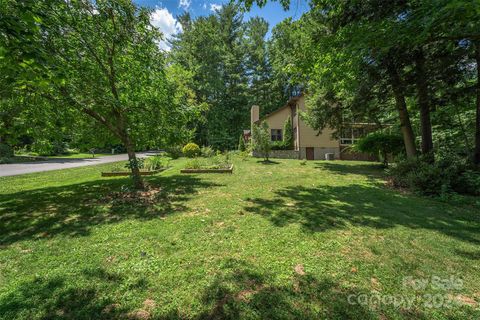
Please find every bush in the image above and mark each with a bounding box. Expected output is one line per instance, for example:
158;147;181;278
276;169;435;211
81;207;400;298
165;146;183;159
354;132;404;166
201;146;215;158
144;155;170;171
31;140;54;156
0;143;13;158
452;170;480;196
184;152;232;169
238;134;246;151
182;143;201;158
405;162;448;196
52;141;69;155
388;157;423;188
185;158;203;169
283;116;294;149
388;154;480;196
271;141;290;150
125;157;145;171
252;122;271;161
239;150;250;160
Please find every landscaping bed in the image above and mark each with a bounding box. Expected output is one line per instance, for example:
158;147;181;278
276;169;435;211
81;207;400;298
180;164;233;174
101;155;170;177
181;153;233;174
101;168;168;177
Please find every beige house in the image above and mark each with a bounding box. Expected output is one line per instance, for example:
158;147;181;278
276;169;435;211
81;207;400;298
249;94;376;161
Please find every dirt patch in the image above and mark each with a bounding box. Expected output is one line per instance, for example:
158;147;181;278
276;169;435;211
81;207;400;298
370;277;381;290
451;294;477;307
236;286;263;302
102;303;120;314
103;186;162;205
128;309;151;320
294;264;306;276
143;299;156;310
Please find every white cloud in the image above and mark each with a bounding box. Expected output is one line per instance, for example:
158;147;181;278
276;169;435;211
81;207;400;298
150;8;182;51
210;3;222;12
179;0;191;10
203;2;207;10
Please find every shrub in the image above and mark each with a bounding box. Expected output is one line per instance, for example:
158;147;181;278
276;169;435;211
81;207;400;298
252;121;271;161
388;154;480;196
271;141;289;150
452;170;480;196
283;116;294;149
0;143;13;158
238;134;246;151
125;157;145;170
185;158;203;169
31;140;54;156
201;146;215;158
354;132;404;167
239;150;250;160
182;143;201;158
387;157;422;188
0;157;13;164
144;155;169;171
165;146;183;159
405;162;448;196
184;153;232;169
52;141;69;155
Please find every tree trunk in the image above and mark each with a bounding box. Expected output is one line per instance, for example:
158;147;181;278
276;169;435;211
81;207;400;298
474;41;480;167
414;49;434;162
122;135;144;189
381;150;388;167
384;57;417;158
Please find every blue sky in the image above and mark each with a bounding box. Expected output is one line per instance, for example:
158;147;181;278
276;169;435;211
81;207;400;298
134;0;309;49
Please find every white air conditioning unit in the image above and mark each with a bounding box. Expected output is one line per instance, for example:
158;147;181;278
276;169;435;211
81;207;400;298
325;153;334;160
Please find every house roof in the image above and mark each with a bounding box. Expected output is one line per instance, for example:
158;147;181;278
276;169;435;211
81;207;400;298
254;94;303;124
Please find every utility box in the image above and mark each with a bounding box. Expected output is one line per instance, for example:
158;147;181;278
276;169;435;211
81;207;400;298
325;153;334;160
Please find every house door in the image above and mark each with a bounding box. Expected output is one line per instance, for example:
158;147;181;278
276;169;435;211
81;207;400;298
306;147;314;160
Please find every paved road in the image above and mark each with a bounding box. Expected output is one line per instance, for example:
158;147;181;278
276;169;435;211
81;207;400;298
0;152;155;177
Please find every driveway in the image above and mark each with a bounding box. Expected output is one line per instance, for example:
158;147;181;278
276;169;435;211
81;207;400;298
0;152;156;177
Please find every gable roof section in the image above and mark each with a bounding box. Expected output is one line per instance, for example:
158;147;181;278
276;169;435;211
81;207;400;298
254;94;303;124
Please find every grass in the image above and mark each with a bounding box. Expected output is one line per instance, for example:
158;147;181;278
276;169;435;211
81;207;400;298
21;152;112;159
47;153;112;159
4;153;114;164
0;156;479;319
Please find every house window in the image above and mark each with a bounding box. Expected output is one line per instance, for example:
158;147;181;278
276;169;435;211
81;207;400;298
271;129;283;141
340;127;367;145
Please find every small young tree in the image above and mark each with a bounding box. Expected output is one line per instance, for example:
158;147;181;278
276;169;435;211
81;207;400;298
283;116;293;149
354;132;404;167
238;134;246;151
252;121;271;161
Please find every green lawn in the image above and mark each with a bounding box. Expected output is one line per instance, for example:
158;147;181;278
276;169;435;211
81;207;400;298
0;157;479;319
46;153;113;159
12;152;113;160
3;153;114;164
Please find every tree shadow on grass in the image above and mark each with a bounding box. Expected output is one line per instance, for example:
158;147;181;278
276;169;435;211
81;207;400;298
315;162;385;180
0;174;221;246
0;259;385;319
256;160;280;165
160;258;415;320
455;249;480;260
0;267;150;319
244;184;480;245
